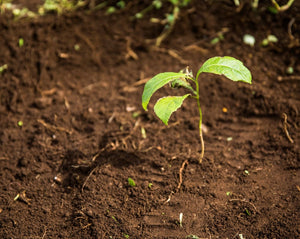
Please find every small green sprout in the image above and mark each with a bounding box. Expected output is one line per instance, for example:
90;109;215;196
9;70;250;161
226;191;231;196
271;0;295;12
128;177;136;187
38;0;85;15
211;33;224;45
111;215;118;222
148;183;153;189
132;111;140;118
253;0;294;12
123;233;130;238
153;0;162;9
116;1;126;9
0;64;8;74
18;121;23;127
106;6;116;14
245;208;251;216
142;56;252;163
286;66;294;75
18;38;24;47
261;35;278;46
74;44;80;51
133;0;191;46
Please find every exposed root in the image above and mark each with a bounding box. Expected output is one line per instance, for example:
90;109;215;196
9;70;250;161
81;144;112;192
125;37;138;60
281;113;294;143
154;47;188;65
164;191;174;204
81;166;98;192
278;75;300;81
177;160;189;190
41;227;47;239
155;5;179;47
287;18;299;48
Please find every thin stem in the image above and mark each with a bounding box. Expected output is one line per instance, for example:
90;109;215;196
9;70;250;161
155;6;179;47
271;0;294;12
194;76;204;163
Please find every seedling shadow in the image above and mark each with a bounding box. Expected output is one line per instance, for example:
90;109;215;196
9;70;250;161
58;148;144;189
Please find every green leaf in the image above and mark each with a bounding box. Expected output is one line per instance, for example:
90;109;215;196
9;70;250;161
170;78;197;95
198;56;252;84
154;94;190;125
142;72;187;111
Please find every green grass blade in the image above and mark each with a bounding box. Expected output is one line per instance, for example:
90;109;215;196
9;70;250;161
198;56;252;84
154;94;190;125
142;72;187;111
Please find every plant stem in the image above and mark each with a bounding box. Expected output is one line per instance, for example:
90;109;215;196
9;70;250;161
194;77;204;163
197;98;204;163
155;6;179;47
271;0;294;12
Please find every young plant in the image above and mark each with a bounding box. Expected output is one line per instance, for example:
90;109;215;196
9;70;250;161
142;56;252;163
133;0;191;46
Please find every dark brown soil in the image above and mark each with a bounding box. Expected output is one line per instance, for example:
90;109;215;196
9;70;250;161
0;1;299;238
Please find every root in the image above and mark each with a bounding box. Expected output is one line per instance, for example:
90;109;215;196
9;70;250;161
155;5;179;47
177;160;189;190
125;37;138;60
154;47;188;65
278;75;300;82
281;113;294;143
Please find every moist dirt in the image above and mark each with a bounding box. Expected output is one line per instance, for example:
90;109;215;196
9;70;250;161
0;1;299;238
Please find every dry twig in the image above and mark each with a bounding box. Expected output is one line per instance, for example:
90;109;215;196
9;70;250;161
177;160;189;189
278;75;300;82
37;119;72;134
281;113;294;143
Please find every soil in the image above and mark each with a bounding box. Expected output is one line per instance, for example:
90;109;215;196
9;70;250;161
0;1;299;238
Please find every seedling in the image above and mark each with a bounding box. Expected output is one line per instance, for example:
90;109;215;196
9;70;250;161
74;44;80;51
252;0;294;12
133;0;191;46
17;121;23;127
127;177;136;187
18;38;24;47
179;212;183;227
142;56;252;163
286;66;293;75
0;64;8;74
210;33;224;45
261;35;278;47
